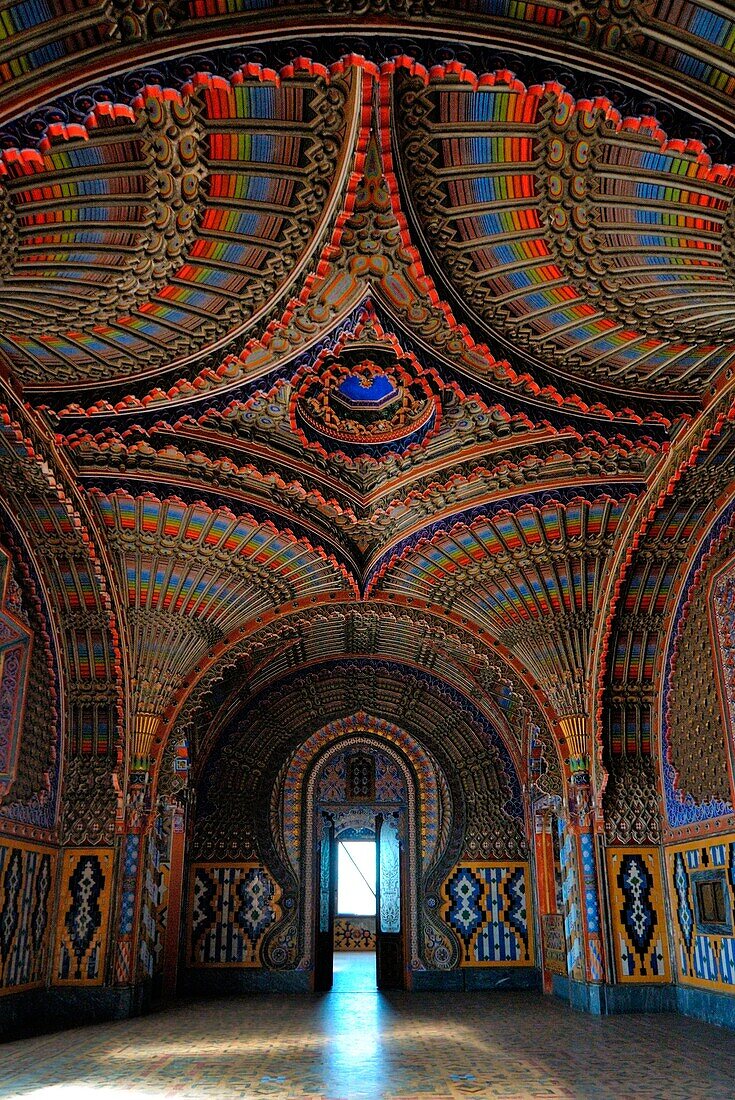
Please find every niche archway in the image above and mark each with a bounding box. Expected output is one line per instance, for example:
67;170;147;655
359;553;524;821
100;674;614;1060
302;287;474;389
273;713;457;983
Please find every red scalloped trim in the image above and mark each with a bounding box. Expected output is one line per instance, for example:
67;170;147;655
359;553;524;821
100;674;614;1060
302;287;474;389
50;57;675;426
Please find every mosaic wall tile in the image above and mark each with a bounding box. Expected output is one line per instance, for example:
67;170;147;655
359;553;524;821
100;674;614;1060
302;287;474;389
540;913;566;975
139;812;172;981
606;846;669;982
54;848;113;985
114;832;141;984
441;862;533;966
0;838;56;994
188;863;282;967
558;824;584;980
667;834;735;992
334;916;375;951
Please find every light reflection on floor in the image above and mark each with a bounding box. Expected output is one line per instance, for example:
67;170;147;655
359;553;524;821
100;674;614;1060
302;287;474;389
332;951;376;992
2;984;735;1099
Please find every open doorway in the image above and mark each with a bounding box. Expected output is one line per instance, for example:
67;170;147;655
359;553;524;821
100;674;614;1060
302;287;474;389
333;839;377;991
314;810;405;992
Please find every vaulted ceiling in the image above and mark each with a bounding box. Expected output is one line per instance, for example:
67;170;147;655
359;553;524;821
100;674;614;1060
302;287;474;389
1;1;734;831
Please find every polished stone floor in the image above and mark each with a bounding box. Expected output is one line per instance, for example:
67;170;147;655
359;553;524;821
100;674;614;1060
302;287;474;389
1;969;734;1099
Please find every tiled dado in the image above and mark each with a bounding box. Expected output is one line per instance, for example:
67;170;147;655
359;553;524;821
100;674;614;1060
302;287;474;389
606;847;670;983
667;834;735;992
0;838;56;995
441;862;533;966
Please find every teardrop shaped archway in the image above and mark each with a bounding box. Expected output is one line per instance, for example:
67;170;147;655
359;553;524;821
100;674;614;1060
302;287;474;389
273;713;458;988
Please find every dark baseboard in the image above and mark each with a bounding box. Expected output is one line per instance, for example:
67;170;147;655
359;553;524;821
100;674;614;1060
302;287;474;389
676;984;735;1029
0;982;154;1043
411;966;541;993
180;968;312;996
552;976;677;1016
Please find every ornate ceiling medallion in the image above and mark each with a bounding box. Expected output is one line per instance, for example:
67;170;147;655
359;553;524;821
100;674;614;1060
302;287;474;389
291;343;440;459
288;311;442;461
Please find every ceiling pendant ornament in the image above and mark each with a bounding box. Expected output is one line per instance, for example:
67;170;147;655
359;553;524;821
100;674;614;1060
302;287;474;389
292;353;438;455
289;312;442;459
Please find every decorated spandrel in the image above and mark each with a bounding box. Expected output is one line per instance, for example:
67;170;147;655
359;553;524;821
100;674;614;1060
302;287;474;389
378;815;401;935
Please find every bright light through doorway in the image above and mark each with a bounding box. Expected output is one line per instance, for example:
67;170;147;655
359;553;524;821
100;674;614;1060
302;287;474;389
337;840;376;915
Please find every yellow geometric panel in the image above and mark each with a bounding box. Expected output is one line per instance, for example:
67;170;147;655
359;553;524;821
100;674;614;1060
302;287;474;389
441;862;534;967
667;835;735;993
606;847;670;983
54;848;114;985
189;863;282;967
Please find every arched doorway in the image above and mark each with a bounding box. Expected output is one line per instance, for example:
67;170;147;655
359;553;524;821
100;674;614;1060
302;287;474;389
272;712;455;991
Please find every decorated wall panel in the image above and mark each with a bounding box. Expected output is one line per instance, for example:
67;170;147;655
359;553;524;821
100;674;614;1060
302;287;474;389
114;832;141;985
667;836;735;993
139;812;172;981
334;917;375;951
0;838;56;994
188;863;282;967
541;914;567;976
606;847;669;983
0;522;61;829
664;519;735;822
54;848;113;985
441;862;533;967
559;825;584;981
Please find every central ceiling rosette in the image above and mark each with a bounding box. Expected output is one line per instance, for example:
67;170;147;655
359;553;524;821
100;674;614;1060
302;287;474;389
290;324;441;459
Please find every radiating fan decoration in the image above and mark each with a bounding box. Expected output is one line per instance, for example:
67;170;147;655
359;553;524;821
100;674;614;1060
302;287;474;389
1;8;735;1020
0;60;359;387
392;60;735;394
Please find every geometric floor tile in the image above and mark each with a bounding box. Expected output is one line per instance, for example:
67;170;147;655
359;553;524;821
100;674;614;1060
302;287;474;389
1;974;734;1099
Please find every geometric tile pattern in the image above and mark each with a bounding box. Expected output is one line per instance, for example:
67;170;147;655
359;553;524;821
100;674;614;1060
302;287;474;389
558;824;584;981
2;988;735;1099
113;832;141;985
189;863;282;967
577;832;604;983
0;838;55;994
667;835;735;992
139;810;172;981
607;847;669;983
54;848;113;985
334;917;375;952
441;863;533;966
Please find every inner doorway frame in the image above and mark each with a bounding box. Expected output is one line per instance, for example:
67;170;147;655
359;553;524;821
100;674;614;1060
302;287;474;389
303;734;421;991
